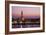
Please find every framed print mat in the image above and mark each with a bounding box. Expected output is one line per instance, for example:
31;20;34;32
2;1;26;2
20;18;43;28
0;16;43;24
5;1;45;34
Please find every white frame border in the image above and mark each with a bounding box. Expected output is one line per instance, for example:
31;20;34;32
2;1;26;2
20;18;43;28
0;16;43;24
9;4;43;32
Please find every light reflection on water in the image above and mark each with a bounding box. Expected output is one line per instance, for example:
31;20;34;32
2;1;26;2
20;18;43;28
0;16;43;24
12;22;40;28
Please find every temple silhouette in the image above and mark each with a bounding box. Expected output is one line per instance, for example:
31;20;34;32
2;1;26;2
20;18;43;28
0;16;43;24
21;11;24;21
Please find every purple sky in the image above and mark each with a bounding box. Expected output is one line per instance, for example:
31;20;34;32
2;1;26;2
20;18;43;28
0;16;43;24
12;6;40;18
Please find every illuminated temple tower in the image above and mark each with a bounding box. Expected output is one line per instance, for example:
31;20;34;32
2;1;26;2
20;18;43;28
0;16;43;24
21;11;24;21
21;11;23;20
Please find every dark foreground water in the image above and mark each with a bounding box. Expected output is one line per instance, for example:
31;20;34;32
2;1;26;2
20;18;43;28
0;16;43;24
12;23;40;28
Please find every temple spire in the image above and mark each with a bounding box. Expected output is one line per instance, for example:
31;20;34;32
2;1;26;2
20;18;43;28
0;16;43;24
21;10;24;21
21;10;23;20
